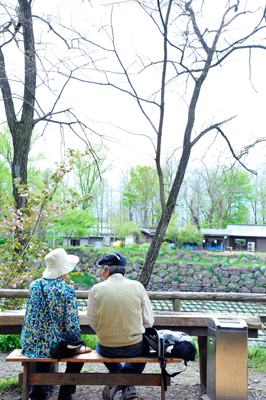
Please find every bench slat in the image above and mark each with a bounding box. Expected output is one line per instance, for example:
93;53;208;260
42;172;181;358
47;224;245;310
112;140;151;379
6;349;182;364
23;372;171;386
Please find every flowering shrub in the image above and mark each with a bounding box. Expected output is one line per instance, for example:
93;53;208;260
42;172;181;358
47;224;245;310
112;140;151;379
0;149;91;291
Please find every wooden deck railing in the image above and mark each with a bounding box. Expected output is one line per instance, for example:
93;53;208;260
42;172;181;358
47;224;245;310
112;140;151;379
1;289;266;312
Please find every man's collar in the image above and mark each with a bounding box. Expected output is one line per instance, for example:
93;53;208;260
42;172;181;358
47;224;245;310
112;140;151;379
108;273;124;279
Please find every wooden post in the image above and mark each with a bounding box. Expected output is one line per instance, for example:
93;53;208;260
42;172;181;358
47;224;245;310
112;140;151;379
172;299;181;311
198;336;207;387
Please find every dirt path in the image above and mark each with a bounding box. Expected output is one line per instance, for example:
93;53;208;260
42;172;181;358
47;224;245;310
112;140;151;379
0;355;266;400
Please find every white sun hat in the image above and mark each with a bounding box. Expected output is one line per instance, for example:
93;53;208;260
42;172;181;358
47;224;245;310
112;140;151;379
43;248;79;279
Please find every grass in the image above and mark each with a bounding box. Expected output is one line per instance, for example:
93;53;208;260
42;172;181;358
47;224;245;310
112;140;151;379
248;344;266;372
0;376;21;395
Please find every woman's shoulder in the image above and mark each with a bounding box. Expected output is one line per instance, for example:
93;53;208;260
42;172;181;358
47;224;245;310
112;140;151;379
29;278;41;290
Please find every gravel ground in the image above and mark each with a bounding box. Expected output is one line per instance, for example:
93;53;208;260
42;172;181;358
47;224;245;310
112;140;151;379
0;353;266;400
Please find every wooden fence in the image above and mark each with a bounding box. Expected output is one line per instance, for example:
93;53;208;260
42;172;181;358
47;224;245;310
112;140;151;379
1;289;266;312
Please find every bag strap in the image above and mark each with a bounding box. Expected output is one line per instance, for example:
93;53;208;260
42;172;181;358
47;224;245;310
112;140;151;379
154;329;187;391
40;280;59;341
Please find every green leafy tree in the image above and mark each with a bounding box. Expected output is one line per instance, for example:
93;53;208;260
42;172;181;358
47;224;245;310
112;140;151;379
114;220;142;247
164;214;180;246
109;211;141;246
183;166;252;229
0;126;45;198
250;166;266;225
72;147;112;210
177;223;204;248
203;167;252;228
52;208;96;242
122;166;160;226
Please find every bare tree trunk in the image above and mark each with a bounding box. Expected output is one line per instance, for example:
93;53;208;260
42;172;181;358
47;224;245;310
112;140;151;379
0;0;36;209
140;149;191;286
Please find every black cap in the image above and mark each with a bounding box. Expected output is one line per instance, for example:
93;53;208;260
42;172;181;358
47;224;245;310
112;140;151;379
98;252;127;267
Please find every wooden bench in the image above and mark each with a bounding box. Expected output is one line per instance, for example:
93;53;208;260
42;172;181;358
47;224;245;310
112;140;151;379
1;310;261;387
6;349;182;400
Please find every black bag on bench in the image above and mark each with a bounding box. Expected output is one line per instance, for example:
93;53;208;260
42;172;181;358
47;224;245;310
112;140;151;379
50;339;85;361
144;328;197;390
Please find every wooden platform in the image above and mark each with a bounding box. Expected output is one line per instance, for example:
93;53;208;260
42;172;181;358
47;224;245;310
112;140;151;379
0;310;261;336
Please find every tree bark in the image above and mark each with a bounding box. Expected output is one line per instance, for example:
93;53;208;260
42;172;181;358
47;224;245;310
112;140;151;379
0;0;36;209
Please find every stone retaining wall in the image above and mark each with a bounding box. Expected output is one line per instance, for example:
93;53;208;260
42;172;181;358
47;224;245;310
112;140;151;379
65;248;266;293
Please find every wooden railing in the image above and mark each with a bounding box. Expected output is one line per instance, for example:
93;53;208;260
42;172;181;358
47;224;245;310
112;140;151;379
1;289;266;312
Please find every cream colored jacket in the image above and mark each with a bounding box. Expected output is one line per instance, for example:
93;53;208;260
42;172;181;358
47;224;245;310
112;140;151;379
89;274;154;347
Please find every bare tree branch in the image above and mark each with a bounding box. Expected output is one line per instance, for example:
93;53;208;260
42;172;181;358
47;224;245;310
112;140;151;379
191;116;237;147
217;127;266;175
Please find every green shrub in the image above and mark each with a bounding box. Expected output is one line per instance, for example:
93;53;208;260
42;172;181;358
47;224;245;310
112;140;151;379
173;274;179;281
129;276;138;280
82;334;98;350
126;243;140;249
141;243;150;249
69;271;98;287
0;335;21;352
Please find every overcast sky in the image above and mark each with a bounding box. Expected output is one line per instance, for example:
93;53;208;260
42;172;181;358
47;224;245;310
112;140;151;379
1;0;266;178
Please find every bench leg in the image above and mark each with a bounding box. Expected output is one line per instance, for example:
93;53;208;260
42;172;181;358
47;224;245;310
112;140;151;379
161;374;165;400
22;362;30;400
198;336;207;387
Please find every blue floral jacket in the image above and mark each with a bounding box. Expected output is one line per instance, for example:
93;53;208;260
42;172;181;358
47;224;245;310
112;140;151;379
21;277;82;358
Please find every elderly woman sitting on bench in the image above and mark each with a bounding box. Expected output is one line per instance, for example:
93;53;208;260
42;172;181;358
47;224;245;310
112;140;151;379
21;248;91;400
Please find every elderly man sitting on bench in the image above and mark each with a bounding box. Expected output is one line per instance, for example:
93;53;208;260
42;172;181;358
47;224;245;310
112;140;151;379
87;252;154;400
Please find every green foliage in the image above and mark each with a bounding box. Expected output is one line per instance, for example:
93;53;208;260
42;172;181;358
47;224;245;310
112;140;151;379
122;165;160;225
126;243;140;249
186;166;253;229
129;275;138;280
69;271;98;287
141;243;150;249
173;274;179;281
248;344;266;372
109;213;142;246
72;147;112;210
53;208;95;239
177;223;204;246
0;149;90;291
164;213;180;244
69;271;85;278
0;335;21;352
82;334;99;350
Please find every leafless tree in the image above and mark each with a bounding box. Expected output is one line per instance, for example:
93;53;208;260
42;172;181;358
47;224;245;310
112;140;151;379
0;0;99;209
